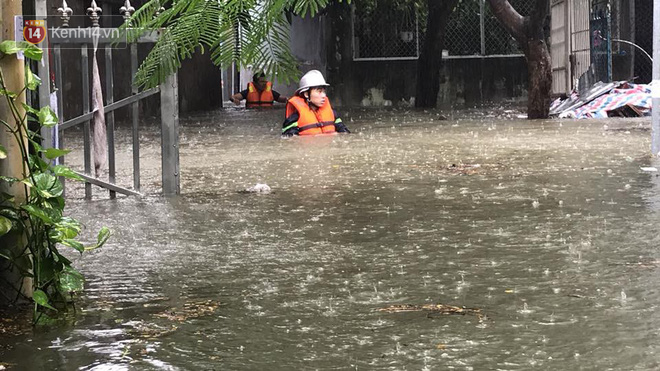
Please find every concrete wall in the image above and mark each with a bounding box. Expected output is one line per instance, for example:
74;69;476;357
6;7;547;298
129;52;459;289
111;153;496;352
274;15;330;98
322;57;527;109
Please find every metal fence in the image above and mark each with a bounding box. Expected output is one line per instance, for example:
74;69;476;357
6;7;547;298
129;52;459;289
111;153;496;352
352;0;534;61
445;0;533;57
352;1;422;60
610;0;653;83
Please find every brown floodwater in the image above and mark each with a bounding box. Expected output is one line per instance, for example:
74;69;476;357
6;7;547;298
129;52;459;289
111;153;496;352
1;107;659;370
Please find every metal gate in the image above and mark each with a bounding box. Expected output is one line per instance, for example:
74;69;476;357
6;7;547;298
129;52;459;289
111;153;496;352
35;0;180;199
551;0;599;95
551;0;571;95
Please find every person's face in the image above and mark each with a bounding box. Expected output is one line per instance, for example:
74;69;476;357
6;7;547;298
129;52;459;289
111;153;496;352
255;77;267;91
306;87;326;107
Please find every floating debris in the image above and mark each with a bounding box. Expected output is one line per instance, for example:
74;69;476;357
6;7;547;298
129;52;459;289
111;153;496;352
154;299;221;322
240;183;272;194
376;303;486;321
550;81;651;118
127;322;178;339
445;163;505;176
126;300;221;339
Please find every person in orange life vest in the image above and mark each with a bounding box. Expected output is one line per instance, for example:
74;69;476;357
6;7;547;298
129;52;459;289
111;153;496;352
281;70;350;137
231;72;288;107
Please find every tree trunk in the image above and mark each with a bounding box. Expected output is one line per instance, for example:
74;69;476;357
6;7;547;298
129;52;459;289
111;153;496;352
415;0;459;108
526;39;552;119
486;0;551;119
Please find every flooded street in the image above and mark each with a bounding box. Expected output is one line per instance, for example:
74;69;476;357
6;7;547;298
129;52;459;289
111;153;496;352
2;108;660;369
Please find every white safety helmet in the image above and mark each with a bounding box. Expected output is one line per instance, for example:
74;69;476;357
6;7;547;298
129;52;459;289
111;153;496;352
296;70;329;95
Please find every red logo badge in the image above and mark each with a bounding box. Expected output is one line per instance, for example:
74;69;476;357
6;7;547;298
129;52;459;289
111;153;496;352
23;20;46;45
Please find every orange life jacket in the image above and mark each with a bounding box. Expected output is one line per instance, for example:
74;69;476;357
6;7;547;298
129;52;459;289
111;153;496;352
246;81;274;108
285;96;336;136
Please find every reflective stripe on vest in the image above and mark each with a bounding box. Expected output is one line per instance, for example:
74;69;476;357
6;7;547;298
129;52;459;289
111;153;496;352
285;96;336;136
246;81;274;107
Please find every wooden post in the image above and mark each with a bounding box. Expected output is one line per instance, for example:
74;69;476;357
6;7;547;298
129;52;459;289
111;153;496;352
0;0;32;303
160;73;180;196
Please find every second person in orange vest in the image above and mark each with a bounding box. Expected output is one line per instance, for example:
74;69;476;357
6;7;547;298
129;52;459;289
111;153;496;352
231;72;288;108
282;70;350;136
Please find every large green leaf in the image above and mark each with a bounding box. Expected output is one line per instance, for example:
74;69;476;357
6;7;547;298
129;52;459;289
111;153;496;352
83;227;111;251
0;191;16;203
58;266;84;294
33;173;63;198
21;103;39;115
53;217;81;240
97;227;111;247
25;65;42;91
52;165;84;181
22;204;54;224
37;258;57;286
0;215;11;237
38;107;58;128
28;154;49;172
33;289;57;311
0;41;21;55
46;196;65;213
61;239;85;253
53;250;72;266
43;148;70;160
0;41;43;60
21;43;43;61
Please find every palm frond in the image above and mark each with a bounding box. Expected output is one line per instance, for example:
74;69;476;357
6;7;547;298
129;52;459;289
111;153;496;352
291;0;329;17
133;0;224;88
128;0;349;90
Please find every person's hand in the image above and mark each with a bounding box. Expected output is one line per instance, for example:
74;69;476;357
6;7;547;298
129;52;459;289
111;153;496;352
232;97;240;106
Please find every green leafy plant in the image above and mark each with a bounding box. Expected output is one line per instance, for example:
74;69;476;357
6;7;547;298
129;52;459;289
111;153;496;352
0;41;110;323
125;0;350;89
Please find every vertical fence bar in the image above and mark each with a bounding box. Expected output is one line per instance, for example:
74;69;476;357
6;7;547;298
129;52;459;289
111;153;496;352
415;9;420;58
36;0;53;152
81;46;92;199
130;42;140;192
54;44;65;192
565;0;571;92
105;46;116;199
160;73;180;195
651;0;660;155
480;0;485;56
